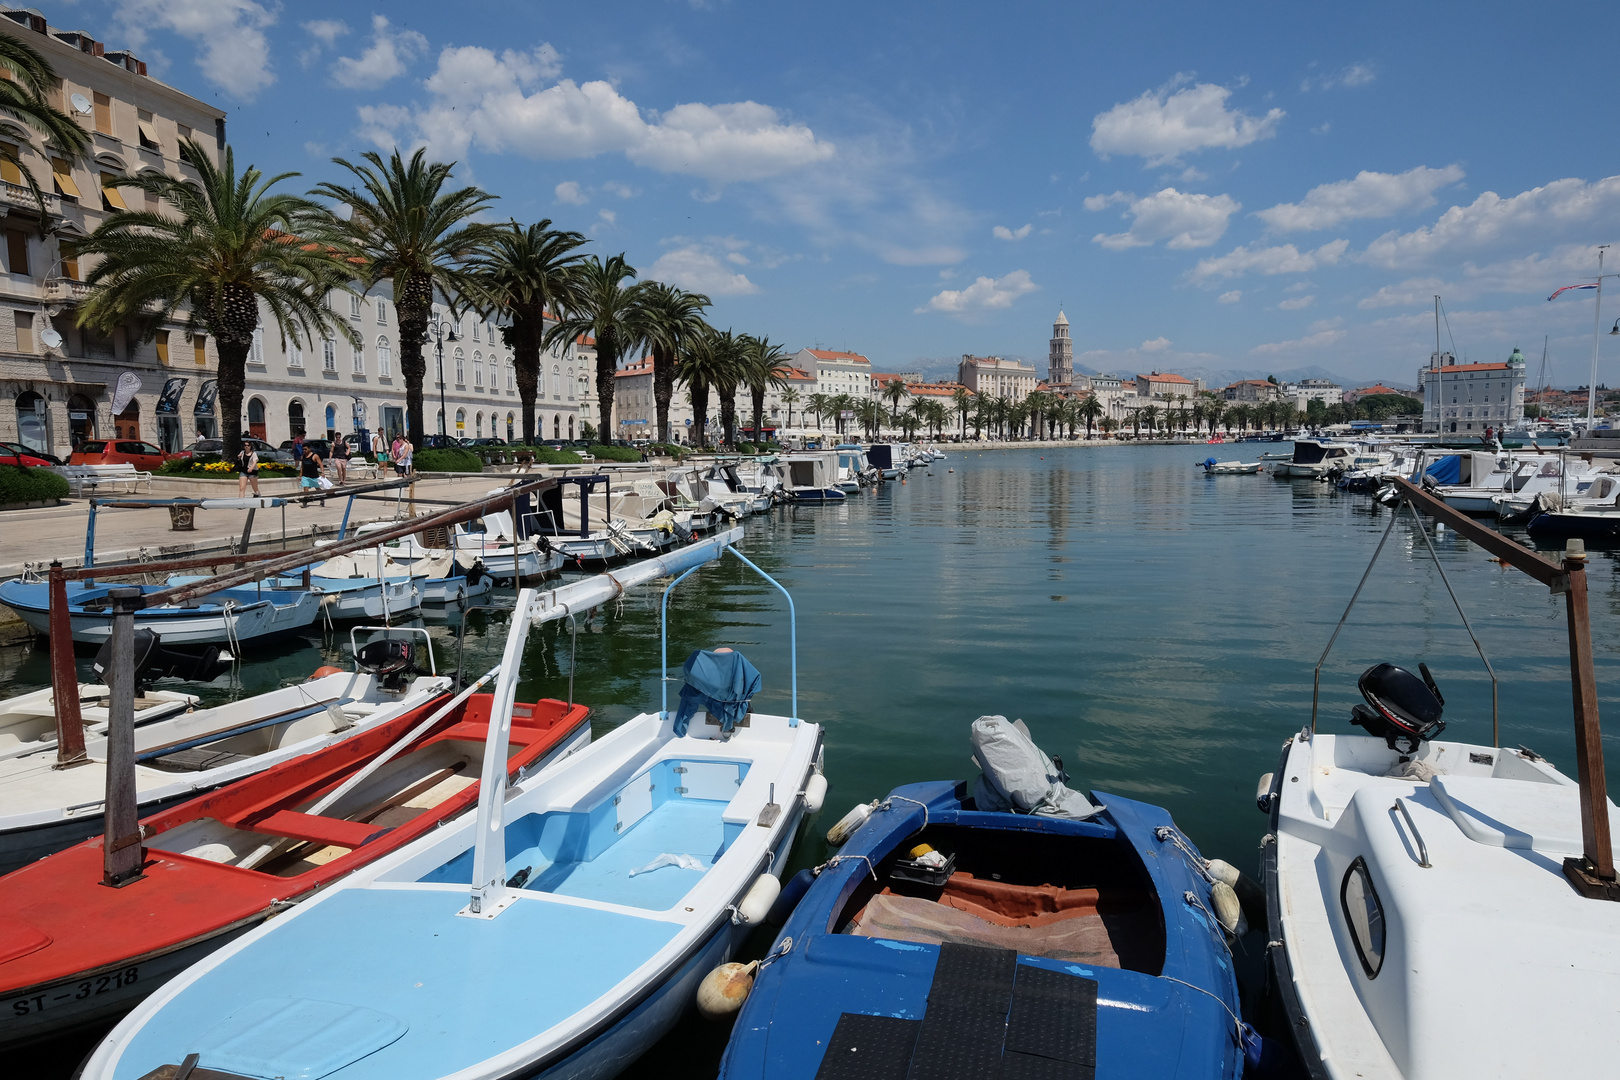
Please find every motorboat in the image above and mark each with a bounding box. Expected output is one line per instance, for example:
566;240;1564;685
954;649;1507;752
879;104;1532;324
0;579;320;649
720;718;1248;1080
1200;458;1262;475
349;523;497;604
865;443;909;479
781;453;847;502
1260;477;1620;1078
0;630;452;874
834;446;876;491
1493;462;1617;523
81;532;827;1080
0;682;590;1048
1272;439;1358;478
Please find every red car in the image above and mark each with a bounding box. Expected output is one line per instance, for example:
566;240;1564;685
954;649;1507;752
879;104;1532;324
67;439;172;471
0;441;60;467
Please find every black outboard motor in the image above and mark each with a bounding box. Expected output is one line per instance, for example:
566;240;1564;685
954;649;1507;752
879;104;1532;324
1350;662;1446;753
93;629;231;692
355;637;417;693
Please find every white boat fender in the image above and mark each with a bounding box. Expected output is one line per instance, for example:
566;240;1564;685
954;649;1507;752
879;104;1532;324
732;872;781;925
801;773;828;815
1210;880;1249;937
696;960;759;1022
1206;858;1265;927
826;800;877;846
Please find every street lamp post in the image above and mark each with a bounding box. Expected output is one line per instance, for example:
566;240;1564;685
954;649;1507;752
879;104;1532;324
426;313;459;443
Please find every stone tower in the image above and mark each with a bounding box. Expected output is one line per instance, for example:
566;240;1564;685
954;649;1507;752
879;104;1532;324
1048;309;1073;386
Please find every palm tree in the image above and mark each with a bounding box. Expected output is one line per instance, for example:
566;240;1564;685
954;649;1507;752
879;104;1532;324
781;387;801;431
1099;415;1118;439
313;148;498;450
952;386;972;441
1207;403;1227;437
829;393;855;436
741;334;787;445
544;254;646;440
855;398;883;438
1141;404;1160;438
881;379;910;431
464;219;587;446
1077;395;1103;440
1127;408;1142;439
0;32;89;210
640;282;710;444
76;141;355;462
678;327;734;449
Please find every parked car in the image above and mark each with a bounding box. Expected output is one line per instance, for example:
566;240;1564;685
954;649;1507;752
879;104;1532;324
173;438;294;465
280;438;336;460
463;438;507;447
0;441;61;466
67;439;172;471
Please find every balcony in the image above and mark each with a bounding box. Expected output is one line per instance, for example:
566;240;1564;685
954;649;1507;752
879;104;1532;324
43;277;91;305
1;181;60;217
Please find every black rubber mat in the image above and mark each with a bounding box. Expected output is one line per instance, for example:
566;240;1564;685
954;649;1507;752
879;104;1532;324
995;1050;1094;1080
1003;964;1098;1069
814;1013;923;1080
906;944;1019;1080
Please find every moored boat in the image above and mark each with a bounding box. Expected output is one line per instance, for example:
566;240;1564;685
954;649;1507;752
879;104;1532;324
0;580;319;649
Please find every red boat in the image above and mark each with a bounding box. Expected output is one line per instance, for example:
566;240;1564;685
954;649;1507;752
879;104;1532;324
0;690;590;1047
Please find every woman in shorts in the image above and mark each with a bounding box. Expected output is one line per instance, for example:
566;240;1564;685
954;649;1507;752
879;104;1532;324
236;443;260;497
300;445;324;491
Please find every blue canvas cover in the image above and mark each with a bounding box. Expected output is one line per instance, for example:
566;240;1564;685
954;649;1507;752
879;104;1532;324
1426;455;1462;485
673;649;762;735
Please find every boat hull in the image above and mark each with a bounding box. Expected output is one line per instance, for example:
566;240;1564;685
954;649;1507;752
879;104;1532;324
0;788;195;877
0;582;319;648
1526;510;1620;542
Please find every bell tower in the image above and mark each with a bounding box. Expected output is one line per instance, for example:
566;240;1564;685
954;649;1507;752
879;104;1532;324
1048;309;1072;387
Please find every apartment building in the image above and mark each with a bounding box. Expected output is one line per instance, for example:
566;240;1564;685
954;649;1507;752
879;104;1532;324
611;359;816;443
791;347;872;401
957;355;1037;399
242;286;594;448
0;7;228;458
1421;347;1526;434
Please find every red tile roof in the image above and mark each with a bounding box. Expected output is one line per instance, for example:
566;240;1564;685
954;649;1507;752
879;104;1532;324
1435;363;1510;373
1354;384;1404;396
1140;372;1193;384
806;349;871;364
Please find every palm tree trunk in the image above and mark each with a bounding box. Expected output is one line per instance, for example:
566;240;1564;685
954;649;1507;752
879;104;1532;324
652;343;676;443
690;384;710;448
512;308;541;445
719;389;737;448
595;331;618;441
216;282;261;461
751;388;765;445
395;277;432;450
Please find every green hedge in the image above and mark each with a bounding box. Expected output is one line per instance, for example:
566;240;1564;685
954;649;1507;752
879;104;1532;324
414;447;484;473
0;465;68;504
649;442;686;460
589;444;641;463
504;445;583;465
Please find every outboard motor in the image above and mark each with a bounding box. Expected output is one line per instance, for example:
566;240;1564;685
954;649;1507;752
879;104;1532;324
1350;662;1446;753
93;629;231;692
355;637;417;693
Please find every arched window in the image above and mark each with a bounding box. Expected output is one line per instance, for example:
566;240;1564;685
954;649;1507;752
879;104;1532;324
288;338;302;368
454;347;465;385
323;403;337;435
553;414;560;439
14;391;47;453
377;336;391;378
506;412;514;441
455;407;466;436
246;397;267;441
322;338;336;372
473;350;483;387
552;365;562;399
67;392;96;447
288;400;305;438
506;357;514;391
566;366;574;400
249;328;263;365
475;412;484;438
352;340;365;375
568;414;575;439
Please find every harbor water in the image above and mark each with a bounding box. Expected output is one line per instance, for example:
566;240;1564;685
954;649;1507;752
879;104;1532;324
7;443;1619;1078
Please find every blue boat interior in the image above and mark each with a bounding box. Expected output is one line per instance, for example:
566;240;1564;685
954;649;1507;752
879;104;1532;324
420;757;751;911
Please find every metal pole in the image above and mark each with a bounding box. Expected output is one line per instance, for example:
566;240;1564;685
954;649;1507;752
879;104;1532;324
47;560;86;768
102;586;144;887
1563;554;1615;888
1590;247;1607;430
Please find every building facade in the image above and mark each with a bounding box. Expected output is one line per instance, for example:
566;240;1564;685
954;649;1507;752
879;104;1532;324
1048;309;1073;387
1282;378;1342;411
1136;371;1202;403
791;348;873;401
611;359;817;443
1420;348;1526;434
1223;379;1281;403
957;355;1038;399
0;7;229;459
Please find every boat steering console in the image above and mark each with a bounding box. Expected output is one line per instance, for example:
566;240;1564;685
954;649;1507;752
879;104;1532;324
1349;661;1446;753
355;638;421;693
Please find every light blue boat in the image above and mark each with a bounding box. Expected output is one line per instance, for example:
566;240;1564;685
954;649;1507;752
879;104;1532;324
83;532;827;1080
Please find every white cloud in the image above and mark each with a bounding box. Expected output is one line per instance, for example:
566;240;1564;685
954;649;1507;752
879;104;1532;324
1257;165;1465;232
1140;336;1172;352
332;15;428;90
1091;188;1240;250
1359;176;1620;269
597;208;617;225
1357;277;1448;309
1252;329;1346;354
876;244;967;266
602;180;636;198
1083;191;1130;211
365;47;834;184
554;181;587;205
1090;79;1284;165
114;0;277;101
726;251;749;265
1277;295;1315;310
1217;290;1242;304
647;247;760;296
917;270;1038;316
993;224;1033;241
1301;63;1377;92
302;19;349;45
1189;238;1349;284
1283;280;1312;292
1355;244;1605;308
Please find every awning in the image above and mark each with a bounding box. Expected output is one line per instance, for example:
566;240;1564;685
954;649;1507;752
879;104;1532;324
51;157;81;199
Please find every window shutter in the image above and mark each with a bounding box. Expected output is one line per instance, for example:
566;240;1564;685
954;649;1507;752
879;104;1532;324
155;329;169;366
92;92;111;135
51;158;81;199
100;172;129;211
193;333;207;367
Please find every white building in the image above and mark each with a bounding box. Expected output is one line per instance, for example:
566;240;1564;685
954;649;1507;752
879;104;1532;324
241;285;593;448
791;348;873;401
958;355;1038;399
612;358;816;443
0;7;228;459
1421;348;1526;434
1283;378;1342;411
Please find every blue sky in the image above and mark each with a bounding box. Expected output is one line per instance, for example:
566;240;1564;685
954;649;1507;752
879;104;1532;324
77;1;1620;388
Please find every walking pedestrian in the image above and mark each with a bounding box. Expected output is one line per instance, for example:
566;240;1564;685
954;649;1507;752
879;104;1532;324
390;435;407;477
372;429;387;467
395;438;413;478
300;444;324;503
236;442;261;497
330;435;347;486
291;432;304;461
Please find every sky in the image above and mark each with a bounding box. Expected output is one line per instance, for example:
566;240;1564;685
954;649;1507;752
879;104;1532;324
63;0;1620;389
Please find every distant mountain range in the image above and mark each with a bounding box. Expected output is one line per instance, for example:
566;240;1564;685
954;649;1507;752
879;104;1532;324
903;356;1413;394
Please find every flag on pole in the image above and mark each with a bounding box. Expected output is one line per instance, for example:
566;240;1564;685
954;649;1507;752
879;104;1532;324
1548;283;1598;301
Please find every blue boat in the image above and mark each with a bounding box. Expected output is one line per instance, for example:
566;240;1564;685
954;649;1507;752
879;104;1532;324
718;778;1248;1080
0;579;319;648
82;532;829;1080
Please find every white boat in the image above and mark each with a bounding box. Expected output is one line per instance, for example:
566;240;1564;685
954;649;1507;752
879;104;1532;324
1199;458;1262;475
170;563;425;623
81;532;827;1080
1272;439;1358;478
349;523;499;603
781;453;846;501
0;579;320;649
1491;460;1616;522
0;686;198;763
1261;481;1620;1079
0;647;452;874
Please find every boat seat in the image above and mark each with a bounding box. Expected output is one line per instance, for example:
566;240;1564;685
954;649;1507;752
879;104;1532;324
250;810;386;850
146;747;255;772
